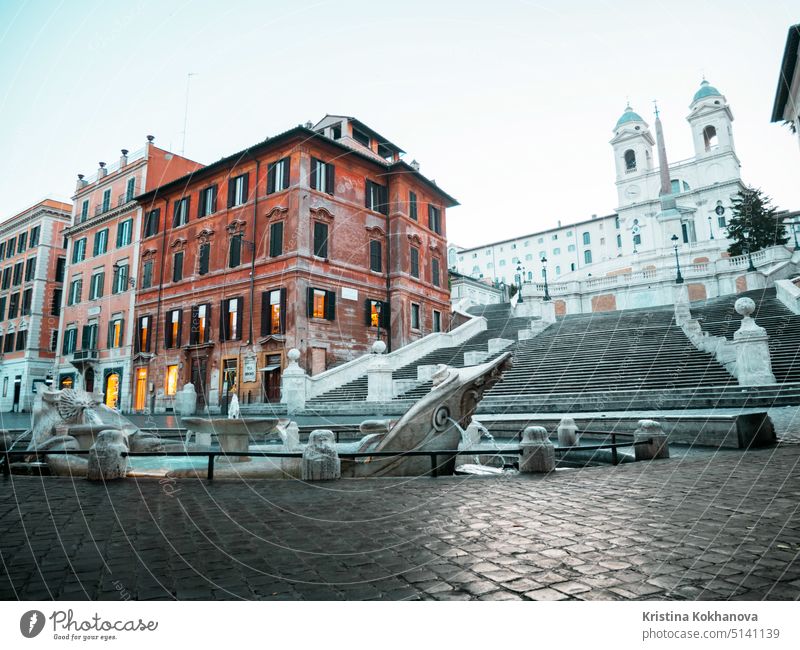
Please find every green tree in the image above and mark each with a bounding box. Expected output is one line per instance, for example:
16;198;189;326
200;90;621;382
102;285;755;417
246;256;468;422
725;186;787;257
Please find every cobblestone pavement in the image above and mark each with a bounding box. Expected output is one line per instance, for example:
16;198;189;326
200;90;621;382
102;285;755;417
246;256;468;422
1;443;799;601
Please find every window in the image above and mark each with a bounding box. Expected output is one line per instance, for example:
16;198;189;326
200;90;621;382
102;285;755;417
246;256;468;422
584;250;593;264
410;246;419;278
267;158;290;194
0;241;4;258
703;125;718;151
137;315;151;352
365;179;388;215
93;228;109;256
3;330;14;352
537;237;544;244
365;299;389;328
220;297;243;341
352;127;370;147
633;233;642;246
552;234;558;241
165;365;179;396
144;209;160;237
126;177;136;202
570;262;576;271
141;260;153;289
67;278;82;305
313;222;328;258
499;259;506;267
81;322;98;350
428;205;442;234
228;173;249;207
310;158;335;194
411;303;420;330
624;149;636;170
102;189;111;213
614;216;620;229
431;258;440;287
269;222;283;258
582;232;591;245
55;257;66;282
261;289;286;336
3;267;12;289
199;185;217;217
718;215;726;228
29;226;39;248
553;247;560;255
89;272;104;300
165;309;183;348
108;317;124;348
7;237;16;258
24;258;36;281
568;244;576;252
112;263;129;293
11;261;21;286
555;266;561;275
190;304;211;344
62;328;77;354
307;288;335;320
369;240;382;272
72;237;87;263
172;197;190;227
616;234;622;248
0;296;5;321
116;219;132;247
433;310;441;333
198;243;210;275
409;191;418;220
21;289;31;315
51;289;61;316
171;251;184;282
15;329;26;351
80;200;89;222
228;234;242;268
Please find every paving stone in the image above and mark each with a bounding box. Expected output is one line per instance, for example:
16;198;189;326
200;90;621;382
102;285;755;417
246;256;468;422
524;588;570;601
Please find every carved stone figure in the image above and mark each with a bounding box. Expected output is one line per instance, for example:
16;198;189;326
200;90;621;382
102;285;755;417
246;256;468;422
228;394;241;419
87;430;129;481
301;430;340;480
28;388;100;451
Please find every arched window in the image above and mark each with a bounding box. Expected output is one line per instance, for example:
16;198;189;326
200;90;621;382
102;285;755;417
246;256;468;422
671;179;681;194
582;232;591;245
624;149;636;171
703;125;718;151
584;250;592;264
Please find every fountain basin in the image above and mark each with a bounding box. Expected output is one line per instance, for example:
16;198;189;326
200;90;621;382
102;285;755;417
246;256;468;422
55;423;118;450
181;417;280;461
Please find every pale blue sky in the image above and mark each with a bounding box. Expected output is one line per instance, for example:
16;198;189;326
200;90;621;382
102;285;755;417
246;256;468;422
0;0;797;247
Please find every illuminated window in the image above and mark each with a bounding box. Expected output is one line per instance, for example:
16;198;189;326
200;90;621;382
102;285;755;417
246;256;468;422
138;315;150;352
165;365;178;396
228;299;239;339
306;288;335;321
191;304;210;344
108;318;123;348
166;309;182;348
366;299;388;328
313;290;325;319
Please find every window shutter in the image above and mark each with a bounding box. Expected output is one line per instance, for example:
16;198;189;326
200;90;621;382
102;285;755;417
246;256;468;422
242;173;249;203
306;287;314;318
325;290;336;320
282;158;290;190
176;310;183;347
107;321;113;348
205;304;212;342
197;191;204;217
236;298;243;340
381;301;390;329
165;314;172;348
119;319;124;347
267;164;276;194
365;299;373;326
227;179;236;208
326;164;335;195
279;288;286;334
219;300;227;341
380;185;389;215
365;180;372;208
310;158;317;190
260;292;269;337
212;185;218;213
199;244;209;274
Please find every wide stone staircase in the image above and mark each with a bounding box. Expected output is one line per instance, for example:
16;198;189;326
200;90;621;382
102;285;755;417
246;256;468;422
304;304;531;407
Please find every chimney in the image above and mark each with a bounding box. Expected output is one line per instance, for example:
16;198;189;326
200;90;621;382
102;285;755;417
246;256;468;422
410;159;420;172
304;121;313;128
591;213;597;220
97;162;107;179
557;219;562;227
76;174;87;191
120;149;129;167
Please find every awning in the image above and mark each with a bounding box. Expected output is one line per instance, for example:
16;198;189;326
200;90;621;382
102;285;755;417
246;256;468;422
258;365;280;372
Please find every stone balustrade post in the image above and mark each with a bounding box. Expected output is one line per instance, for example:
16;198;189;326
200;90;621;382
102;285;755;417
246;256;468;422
519;426;555;473
633;419;670;461
280;348;308;415
733;297;777;386
541;300;556;324
367;341;393;402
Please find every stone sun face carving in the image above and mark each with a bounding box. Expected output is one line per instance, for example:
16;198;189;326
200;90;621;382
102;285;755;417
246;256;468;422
55;389;98;422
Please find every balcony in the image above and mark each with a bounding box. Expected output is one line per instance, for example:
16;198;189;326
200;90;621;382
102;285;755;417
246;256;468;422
92;186;141;218
71;348;99;370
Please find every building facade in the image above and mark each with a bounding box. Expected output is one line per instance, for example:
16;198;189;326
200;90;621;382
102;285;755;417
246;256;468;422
0;199;70;412
772;23;800;151
453;80;746;293
53;140;201;411
133;116;456;413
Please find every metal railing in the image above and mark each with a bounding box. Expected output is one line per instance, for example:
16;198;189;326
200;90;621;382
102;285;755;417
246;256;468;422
1;437;654;480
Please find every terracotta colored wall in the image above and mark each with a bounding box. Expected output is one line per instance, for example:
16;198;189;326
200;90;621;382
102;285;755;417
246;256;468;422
591;293;617;312
688;283;707;301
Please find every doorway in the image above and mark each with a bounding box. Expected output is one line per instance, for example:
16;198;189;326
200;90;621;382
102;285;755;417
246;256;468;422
261;354;282;402
84;368;95;393
134;368;147;411
12;376;21;412
104;371;121;409
221;358;238;415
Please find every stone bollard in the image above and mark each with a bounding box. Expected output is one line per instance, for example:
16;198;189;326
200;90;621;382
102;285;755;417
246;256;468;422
519;426;555;473
733;297;777;386
301;430;340;481
557;417;579;446
174;383;197;416
87;430;129;481
367;340;393;402
633;419;670;461
281;348;308;415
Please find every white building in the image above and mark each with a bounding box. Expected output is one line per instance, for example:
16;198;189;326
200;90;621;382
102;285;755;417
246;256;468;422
772;23;800;151
452;80;746;290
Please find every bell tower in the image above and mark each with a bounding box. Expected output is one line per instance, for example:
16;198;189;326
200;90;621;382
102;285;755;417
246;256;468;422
610;104;655;208
687;79;735;156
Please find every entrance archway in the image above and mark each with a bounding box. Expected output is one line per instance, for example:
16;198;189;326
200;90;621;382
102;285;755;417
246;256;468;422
104;372;120;409
134;368;147;411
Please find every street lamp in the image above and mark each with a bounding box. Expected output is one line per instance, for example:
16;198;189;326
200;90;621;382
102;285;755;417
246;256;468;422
707;215;714;240
111;262;136;288
375;301;382;341
742;228;756;272
515;263;525;303
541;256;551;301
670;234;684;284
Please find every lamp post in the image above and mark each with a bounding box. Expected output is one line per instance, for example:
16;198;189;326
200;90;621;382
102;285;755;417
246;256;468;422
670;234;684;284
707;215;714;240
541;256;551;301
111;262;136;289
742;228;756;272
515;263;525;303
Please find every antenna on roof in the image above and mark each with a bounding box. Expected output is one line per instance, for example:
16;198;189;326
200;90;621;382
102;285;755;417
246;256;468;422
181;72;197;155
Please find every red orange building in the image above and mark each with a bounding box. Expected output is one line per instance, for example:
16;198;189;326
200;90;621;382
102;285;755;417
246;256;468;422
0;199;71;411
54;139;201;411
134;115;457;413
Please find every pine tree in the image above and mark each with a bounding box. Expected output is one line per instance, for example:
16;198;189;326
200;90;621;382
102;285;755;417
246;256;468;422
725;186;787;257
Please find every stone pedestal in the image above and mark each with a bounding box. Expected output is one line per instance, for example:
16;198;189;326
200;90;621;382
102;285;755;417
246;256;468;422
217;430;250;462
174;383;197;416
280;348;308;415
557;417;579;446
541;300;556;324
519;426;555;473
673;283;691;326
367;341;393;402
302;430;340;480
87;430;129;481
633;420;670;461
733;297;777;386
